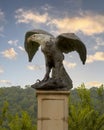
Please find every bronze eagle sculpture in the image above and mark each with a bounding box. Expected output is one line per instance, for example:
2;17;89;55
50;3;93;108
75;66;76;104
24;29;87;90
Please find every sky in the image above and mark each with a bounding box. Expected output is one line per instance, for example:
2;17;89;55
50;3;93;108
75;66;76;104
0;0;104;88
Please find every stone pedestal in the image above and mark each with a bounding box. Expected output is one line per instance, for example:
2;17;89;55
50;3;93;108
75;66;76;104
36;91;70;130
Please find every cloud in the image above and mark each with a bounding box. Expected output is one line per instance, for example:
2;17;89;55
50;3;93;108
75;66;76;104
0;66;4;73
15;8;48;24
86;81;103;88
15;8;104;35
1;48;18;59
41;4;54;11
0;9;5;20
0;10;5;36
18;46;25;51
0;26;4;32
63;60;76;69
8;40;25;52
27;65;41;70
49;12;104;35
94;37;104;49
95;37;104;46
8;40;18;46
86;51;104;63
0;80;12;85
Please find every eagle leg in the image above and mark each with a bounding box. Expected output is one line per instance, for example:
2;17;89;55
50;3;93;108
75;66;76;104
42;65;51;81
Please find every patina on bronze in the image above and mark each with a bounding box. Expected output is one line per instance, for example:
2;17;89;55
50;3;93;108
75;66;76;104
24;29;87;90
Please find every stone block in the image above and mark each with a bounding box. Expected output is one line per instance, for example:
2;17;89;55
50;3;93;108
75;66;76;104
36;91;70;130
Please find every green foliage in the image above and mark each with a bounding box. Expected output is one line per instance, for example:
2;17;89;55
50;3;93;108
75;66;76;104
0;101;9;124
69;84;104;130
0;86;37;130
0;86;37;118
0;102;37;130
9;112;37;130
0;84;104;130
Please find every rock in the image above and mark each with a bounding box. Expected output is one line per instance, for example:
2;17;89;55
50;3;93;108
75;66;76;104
31;78;70;91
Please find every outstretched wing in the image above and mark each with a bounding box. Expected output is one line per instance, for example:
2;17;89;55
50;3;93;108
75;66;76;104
56;33;87;64
24;29;53;62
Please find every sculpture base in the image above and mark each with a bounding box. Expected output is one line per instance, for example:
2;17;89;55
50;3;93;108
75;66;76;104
36;90;70;130
31;78;71;90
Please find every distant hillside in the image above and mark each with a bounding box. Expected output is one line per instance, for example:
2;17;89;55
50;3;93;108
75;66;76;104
0;85;104;116
0;84;104;130
70;85;104;114
0;86;37;119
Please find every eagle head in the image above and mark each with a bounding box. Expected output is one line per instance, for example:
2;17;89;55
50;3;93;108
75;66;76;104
25;33;53;62
28;33;52;46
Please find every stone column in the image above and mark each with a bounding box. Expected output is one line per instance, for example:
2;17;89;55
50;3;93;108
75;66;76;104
36;91;70;130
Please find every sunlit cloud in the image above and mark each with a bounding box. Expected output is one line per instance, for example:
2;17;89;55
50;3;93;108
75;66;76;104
1;48;17;59
15;9;104;35
8;40;18;46
50;12;104;35
18;46;25;51
86;51;104;63
15;8;48;24
27;64;41;70
86;81;103;88
63;60;76;69
0;80;12;85
8;40;25;52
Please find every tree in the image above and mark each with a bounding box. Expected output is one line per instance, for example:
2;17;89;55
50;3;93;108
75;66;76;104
69;84;104;130
9;111;37;130
0;101;9;129
0;85;104;130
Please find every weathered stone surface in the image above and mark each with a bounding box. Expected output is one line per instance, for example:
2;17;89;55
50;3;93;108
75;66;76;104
36;90;70;130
